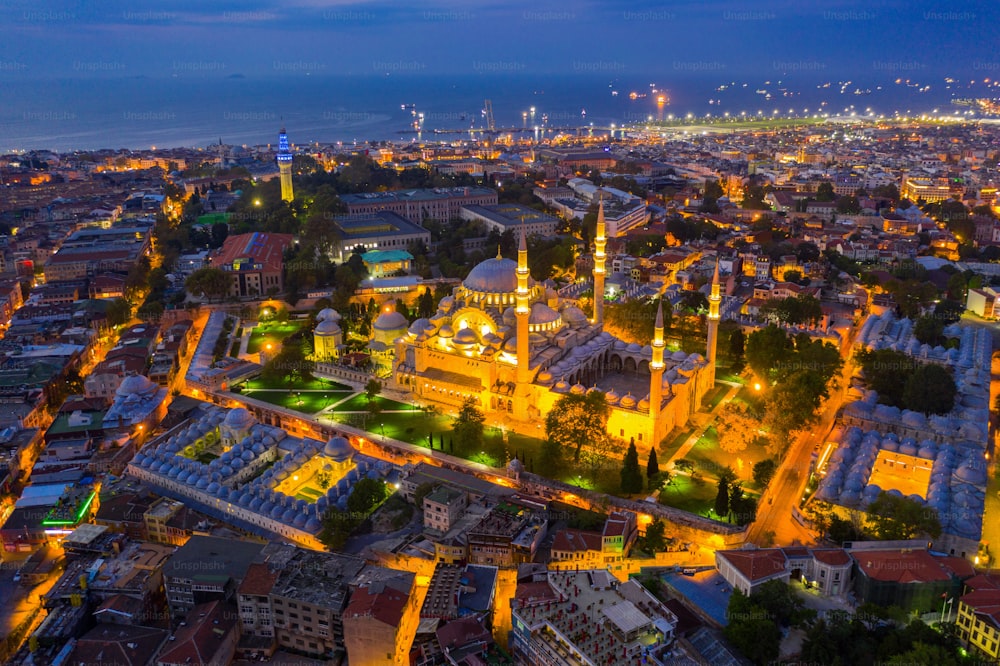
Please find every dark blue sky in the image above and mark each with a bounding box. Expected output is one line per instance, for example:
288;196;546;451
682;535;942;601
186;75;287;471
3;0;997;80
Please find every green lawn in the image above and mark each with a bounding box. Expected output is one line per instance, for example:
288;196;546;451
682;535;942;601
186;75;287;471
682;427;771;488
331;394;414;413
241;376;354;392
701;383;729;411
658;473;716;516
243;389;344;414
247;321;305;354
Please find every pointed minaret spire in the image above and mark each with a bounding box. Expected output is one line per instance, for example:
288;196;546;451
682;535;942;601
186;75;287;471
515;221;531;384
593;193;607;327
496;244;502;260
706;257;721;386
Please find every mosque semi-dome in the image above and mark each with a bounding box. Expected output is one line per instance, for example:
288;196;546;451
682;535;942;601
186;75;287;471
462;257;520;294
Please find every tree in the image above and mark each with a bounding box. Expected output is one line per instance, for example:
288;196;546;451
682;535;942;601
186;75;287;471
185;267;230;302
346;477;388;515
715;403;761;453
815;181;835;202
620;439;643;494
724;591;781;665
452;396;485;452
866;492;942;540
752;459;777;487
913;314;944;345
764;369;828;442
728;327;746;370
646;448;660;486
902;363;956;415
545;391;610;462
364;379;382;402
714;466;736;518
644;519;666;552
745;325;795;382
106;297;132;327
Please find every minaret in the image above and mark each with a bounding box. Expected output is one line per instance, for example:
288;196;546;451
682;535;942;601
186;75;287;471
516;224;531;384
276;127;294;202
593;196;607;326
706;258;721;385
649;298;666;417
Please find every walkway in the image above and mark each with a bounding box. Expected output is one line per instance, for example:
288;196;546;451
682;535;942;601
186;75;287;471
665;382;743;468
237;324;254;359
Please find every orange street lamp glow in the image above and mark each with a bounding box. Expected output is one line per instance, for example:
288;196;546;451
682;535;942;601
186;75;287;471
754;382;761;391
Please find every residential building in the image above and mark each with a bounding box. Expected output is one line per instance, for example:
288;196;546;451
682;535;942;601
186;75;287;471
955;574;1000;661
163;535;265;619
343;572;420;666
330;211;432;263
156;600;239;666
209;232;293;298
422;485;468;533
510;569;678;665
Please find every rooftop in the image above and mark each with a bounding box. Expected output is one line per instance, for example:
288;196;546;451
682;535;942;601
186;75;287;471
271;549;366;609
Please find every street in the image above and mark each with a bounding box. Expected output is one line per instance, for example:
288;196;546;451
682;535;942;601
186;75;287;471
746;324;858;546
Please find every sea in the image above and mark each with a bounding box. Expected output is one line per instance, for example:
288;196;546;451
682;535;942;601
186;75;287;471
0;72;985;153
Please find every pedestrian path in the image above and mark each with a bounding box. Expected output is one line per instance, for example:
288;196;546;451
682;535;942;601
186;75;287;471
238;324;254;358
665;382;742;467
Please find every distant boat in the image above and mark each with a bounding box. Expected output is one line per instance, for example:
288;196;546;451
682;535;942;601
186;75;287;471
401;103;415;110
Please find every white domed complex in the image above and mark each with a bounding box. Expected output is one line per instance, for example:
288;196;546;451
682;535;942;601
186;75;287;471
220;407;256;448
323;435;355;464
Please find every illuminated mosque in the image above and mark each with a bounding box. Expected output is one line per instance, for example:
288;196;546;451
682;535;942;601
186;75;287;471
390;201;720;448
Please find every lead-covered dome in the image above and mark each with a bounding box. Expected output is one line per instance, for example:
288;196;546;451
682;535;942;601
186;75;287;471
116;374;158;397
223;407;255;431
323;435;355;463
373;311;409;331
462;257;519;294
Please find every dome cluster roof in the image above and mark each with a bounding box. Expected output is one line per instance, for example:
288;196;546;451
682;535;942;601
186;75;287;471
462;257;520;294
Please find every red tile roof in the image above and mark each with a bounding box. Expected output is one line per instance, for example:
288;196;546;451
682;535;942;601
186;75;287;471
961;589;1000;631
552;529;603;554
210;232;293;274
238;561;278;597
852;550;963;584
717;549;788;583
811;549;852;566
156;600;237;666
345;582;410;628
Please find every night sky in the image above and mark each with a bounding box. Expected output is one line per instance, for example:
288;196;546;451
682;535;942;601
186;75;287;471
3;0;997;80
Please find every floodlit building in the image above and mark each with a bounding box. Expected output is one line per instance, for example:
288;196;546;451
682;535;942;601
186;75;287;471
392;209;718;449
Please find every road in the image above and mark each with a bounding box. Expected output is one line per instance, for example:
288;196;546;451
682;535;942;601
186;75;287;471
746;324;859;546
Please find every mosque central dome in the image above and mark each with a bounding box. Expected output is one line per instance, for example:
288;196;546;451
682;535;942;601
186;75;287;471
462;257;520;294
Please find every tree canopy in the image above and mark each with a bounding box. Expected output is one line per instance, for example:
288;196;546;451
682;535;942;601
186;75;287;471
544;391;610;464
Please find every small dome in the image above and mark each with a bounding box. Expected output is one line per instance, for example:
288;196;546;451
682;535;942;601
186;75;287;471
116;374;157;397
620;394;637;409
223;408;255;430
554;379;570;392
638;397;650;412
507;457;525;474
323;435;355;463
537;370;553;383
315;318;342;335
563;306;588;325
316;308;340;322
570;383;586;395
374;311;409;331
438;324;455;339
453;327;480;347
408;318;432;336
605;389;620;404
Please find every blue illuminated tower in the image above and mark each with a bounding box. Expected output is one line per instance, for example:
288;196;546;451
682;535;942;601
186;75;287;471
276;127;294;202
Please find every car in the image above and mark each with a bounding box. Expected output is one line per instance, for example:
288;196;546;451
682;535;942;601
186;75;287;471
682;568;697;576
12;572;21;583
